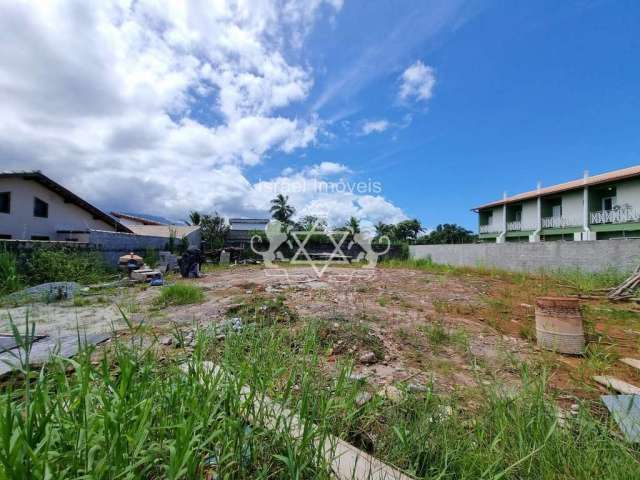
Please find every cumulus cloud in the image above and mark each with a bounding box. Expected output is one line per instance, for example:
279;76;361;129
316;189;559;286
360;120;390;135
399;60;436;102
0;0;407;226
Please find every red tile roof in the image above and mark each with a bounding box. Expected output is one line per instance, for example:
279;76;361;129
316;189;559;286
473;165;640;211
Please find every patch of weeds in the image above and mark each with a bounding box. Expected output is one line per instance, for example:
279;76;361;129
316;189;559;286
553;267;627;294
226;295;297;325
153;283;205;308
519;321;536;341
583;340;619;374
316;320;385;359
377;296;389;307
583;304;640;329
419;319;469;351
72;296;92;307
0;248;23;295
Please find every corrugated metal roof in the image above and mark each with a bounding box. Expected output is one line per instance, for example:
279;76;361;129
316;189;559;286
127;225;200;238
111;211;168;225
473;165;640;211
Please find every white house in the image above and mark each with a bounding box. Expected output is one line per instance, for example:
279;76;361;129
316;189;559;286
0;171;131;241
474;165;640;242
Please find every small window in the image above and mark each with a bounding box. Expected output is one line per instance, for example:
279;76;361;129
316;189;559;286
0;234;11;239
31;235;50;241
552;204;562;218
34;197;48;218
0;192;9;214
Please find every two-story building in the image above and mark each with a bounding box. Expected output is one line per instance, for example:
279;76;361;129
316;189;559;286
473;165;640;242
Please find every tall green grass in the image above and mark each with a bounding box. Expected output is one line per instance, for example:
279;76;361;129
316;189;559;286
153;283;205;307
0;249;23;295
0;316;638;479
382;258;628;293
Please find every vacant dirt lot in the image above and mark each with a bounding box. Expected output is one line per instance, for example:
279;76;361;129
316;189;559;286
4;264;639;402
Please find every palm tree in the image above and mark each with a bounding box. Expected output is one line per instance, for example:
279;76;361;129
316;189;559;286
189;211;201;226
270;194;295;224
346;216;360;234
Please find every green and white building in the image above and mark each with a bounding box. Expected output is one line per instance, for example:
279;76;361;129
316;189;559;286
473;165;640;242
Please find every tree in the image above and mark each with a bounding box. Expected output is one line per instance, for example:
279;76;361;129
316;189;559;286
199;212;229;250
374;221;394;241
294;215;326;232
270;194;295;224
416;223;476;244
344;216;360;234
393;219;423;243
188;211;201;226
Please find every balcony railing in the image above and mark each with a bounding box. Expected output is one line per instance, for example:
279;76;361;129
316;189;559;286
479;223;501;234
590;208;640;225
541;216;581;229
506;221;538;231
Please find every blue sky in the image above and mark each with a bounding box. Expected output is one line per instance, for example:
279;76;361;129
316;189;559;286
255;0;640;228
1;0;638;231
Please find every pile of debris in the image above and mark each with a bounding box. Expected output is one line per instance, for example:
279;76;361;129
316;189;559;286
608;265;640;301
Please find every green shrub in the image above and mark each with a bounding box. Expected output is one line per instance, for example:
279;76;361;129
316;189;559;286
0;249;23;295
143;247;160;268
153;283;205;307
19;247;114;285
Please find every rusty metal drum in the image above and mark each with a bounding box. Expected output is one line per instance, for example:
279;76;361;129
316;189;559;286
535;297;585;354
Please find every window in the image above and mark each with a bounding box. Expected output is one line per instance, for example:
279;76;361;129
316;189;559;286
552;204;562;218
514;210;522;222
0;192;9;214
31;235;50;241
602;196;616;211
0;234;11;239
34;197;48;218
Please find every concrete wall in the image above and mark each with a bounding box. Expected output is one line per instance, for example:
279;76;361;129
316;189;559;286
89;230;168;264
410;240;640;273
0;177;115;240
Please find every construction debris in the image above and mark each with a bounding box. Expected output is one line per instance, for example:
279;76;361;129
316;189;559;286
0;333;110;376
620;357;640;371
608;265;640;301
359;351;377;364
6;282;81;302
594;376;640;395
601;395;640;443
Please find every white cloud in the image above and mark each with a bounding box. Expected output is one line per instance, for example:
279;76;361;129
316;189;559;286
0;0;407;225
305;161;350;177
250;169;406;229
361;120;390;135
399;60;436;102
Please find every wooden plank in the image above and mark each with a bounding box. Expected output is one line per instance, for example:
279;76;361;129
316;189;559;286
620;357;640;371
182;362;413;480
594;375;640;395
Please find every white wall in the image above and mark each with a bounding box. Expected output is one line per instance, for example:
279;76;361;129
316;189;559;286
561;190;583;223
521;199;538;229
0;178;115;240
617;178;640;208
